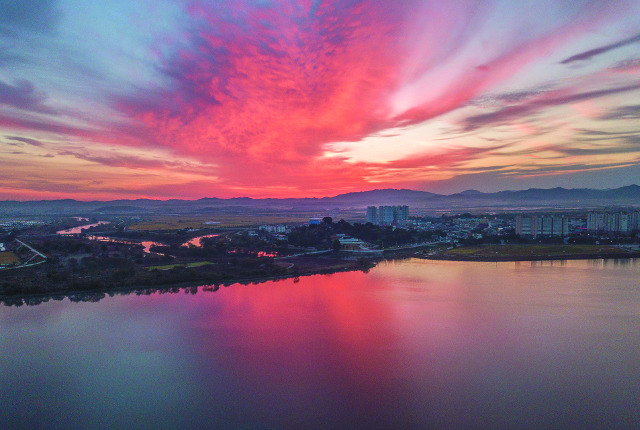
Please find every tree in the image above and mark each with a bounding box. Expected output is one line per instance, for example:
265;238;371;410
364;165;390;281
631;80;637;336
332;239;342;251
323;217;333;225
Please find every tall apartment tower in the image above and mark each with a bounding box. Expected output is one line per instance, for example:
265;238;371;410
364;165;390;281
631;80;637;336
365;205;409;225
378;206;395;224
538;216;569;236
366;206;378;224
587;213;606;231
515;215;538;237
517;215;568;237
587;211;640;233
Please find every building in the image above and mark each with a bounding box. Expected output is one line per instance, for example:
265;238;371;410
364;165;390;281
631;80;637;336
516;215;568;237
259;224;287;233
309;218;322;225
587;211;640;233
336;234;366;250
378;206;395;224
366;206;377;224
538;216;568;237
516;216;538;237
587;213;607;232
365;205;409;225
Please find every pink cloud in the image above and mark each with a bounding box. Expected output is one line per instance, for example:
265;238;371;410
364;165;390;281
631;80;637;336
114;2;625;183
4;0;637;198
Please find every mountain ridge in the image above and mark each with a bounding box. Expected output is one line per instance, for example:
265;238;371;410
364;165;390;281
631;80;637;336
1;185;639;215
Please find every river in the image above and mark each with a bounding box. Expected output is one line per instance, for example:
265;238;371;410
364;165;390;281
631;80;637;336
56;221;110;235
1;258;639;428
56;222;215;253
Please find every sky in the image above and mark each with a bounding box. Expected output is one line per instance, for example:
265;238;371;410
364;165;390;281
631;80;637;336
1;0;640;200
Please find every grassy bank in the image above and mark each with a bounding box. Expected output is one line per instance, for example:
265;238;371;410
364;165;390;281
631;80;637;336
430;244;640;261
0;255;375;307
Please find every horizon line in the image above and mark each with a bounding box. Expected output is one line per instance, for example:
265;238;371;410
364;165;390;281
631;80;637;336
1;184;639;203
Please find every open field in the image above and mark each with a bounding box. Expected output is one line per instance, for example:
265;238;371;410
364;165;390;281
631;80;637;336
128;212;364;230
0;252;20;265
436;244;636;260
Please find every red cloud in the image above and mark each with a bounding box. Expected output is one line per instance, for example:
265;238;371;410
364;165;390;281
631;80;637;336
117;1;407;163
6;0;632;199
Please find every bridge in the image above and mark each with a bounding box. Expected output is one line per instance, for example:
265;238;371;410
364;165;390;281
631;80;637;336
3;239;48;269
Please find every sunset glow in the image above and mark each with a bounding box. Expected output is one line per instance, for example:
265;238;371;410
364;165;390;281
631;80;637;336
1;0;640;199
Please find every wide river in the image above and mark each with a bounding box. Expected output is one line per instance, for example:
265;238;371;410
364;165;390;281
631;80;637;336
1;259;639;429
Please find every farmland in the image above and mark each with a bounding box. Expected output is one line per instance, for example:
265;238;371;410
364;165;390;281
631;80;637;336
126;211;364;231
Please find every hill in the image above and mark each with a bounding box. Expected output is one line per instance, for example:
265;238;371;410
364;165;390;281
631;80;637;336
1;185;639;215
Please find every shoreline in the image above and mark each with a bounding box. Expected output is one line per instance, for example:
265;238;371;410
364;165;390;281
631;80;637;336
0;255;376;306
3;249;640;306
422;243;640;262
0;261;375;307
422;253;640;262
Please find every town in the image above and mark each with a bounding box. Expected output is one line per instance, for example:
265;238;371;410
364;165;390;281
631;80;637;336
2;204;640;304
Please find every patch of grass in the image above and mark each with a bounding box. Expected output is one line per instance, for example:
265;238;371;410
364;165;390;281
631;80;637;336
0;252;20;265
444;247;479;255
443;244;630;258
147;261;215;271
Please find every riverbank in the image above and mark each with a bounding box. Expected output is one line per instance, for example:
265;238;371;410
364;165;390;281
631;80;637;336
425;244;640;262
0;254;375;307
4;242;640;306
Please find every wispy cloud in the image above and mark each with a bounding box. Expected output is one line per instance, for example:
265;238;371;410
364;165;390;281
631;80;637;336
600;104;640;120
0;79;57;114
561;32;640;64
463;83;640;131
4;136;44;147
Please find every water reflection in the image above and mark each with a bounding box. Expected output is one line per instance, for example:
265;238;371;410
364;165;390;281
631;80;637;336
56;221;110;235
1;259;639;428
181;234;218;248
86;236;161;254
56;222;162;254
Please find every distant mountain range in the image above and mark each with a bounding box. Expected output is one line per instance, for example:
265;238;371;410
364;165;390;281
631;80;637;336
1;185;639;216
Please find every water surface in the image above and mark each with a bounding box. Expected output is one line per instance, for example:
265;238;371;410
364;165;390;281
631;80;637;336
1;259;639;429
56;221;110;235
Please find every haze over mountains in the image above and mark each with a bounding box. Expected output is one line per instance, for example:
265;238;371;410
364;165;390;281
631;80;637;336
1;185;639;216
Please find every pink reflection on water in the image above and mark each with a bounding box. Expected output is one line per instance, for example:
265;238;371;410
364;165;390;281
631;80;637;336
6;258;639;427
140;241;161;254
83;236;161;254
181;234;219;248
227;249;278;257
56;221;110;235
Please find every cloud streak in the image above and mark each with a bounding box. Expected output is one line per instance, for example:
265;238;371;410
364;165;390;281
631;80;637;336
0;79;57;114
463;83;640;131
561;32;640;64
6;136;45;146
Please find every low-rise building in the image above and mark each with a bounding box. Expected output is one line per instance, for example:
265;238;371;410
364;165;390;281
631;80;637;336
259;224;287;233
336;234;367;250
